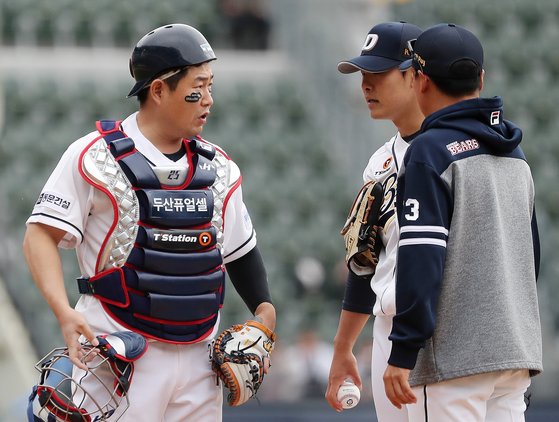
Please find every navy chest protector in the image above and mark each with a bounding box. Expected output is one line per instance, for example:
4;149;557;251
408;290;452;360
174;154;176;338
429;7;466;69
78;120;226;343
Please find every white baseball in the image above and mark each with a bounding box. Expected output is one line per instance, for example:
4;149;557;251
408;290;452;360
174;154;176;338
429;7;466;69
337;381;360;409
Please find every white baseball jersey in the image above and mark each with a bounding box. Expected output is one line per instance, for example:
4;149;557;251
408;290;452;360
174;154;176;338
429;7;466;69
27;113;255;335
362;132;409;317
363;132;410;422
27;112;257;420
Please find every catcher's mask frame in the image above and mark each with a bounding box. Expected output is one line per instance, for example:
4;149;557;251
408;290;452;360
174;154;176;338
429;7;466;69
28;332;147;422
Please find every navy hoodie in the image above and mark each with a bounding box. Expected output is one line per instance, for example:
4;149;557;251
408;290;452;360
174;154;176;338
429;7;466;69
388;97;542;386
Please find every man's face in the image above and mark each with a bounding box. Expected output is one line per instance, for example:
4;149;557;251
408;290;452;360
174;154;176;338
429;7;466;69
161;62;214;139
360;68;412;121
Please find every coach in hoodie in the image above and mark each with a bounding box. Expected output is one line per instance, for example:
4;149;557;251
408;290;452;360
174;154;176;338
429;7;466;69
383;24;542;421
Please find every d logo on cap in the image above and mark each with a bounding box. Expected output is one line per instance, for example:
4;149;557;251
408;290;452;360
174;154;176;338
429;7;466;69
362;34;379;52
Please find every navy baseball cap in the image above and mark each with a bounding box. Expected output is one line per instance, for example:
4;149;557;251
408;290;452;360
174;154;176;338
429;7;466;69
337;21;422;74
407;23;484;79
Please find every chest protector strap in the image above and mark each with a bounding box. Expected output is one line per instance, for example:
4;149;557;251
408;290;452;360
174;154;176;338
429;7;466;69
78;120;229;343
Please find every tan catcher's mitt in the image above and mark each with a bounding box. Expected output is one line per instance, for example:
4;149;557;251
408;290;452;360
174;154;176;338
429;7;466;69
341;180;384;277
211;320;276;406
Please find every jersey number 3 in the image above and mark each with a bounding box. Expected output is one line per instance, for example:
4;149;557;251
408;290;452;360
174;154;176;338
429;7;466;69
404;198;419;221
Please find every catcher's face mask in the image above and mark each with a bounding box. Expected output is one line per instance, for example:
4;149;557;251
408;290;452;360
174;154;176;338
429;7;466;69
27;331;147;422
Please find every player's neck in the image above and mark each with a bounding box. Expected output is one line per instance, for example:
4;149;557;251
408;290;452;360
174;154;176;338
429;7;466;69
394;108;424;138
136;110;184;154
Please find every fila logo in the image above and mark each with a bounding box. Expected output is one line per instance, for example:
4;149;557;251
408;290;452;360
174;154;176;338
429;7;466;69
490;111;500;125
362;34;379;51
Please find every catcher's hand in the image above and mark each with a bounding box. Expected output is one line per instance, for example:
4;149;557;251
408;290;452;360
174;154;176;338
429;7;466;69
210;320;276;406
340;180;384;276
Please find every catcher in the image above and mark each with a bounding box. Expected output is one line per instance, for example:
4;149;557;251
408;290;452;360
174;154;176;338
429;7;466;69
23;23;276;421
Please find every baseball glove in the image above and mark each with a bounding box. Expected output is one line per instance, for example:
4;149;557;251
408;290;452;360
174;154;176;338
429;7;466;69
210;320;276;406
340;180;384;276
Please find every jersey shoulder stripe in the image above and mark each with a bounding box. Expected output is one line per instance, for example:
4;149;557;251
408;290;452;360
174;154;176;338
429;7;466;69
400;225;449;235
399;238;447;248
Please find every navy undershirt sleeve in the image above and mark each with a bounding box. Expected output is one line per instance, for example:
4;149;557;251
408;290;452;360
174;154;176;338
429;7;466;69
342;271;375;314
225;245;272;314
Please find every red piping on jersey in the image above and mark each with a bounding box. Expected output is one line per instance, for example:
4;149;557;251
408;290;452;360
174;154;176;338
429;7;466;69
195;135;239;232
222;175;242;232
195;135;231;159
167;138;195;190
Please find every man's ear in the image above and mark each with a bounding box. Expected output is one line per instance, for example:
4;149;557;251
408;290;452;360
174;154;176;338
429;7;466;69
479;69;485;92
405;68;415;89
417;71;430;93
148;79;164;104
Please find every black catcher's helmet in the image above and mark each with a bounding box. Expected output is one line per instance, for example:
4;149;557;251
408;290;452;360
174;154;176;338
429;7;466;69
27;332;148;422
127;23;217;97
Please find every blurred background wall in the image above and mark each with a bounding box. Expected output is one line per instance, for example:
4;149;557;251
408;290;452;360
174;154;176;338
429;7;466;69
0;0;558;420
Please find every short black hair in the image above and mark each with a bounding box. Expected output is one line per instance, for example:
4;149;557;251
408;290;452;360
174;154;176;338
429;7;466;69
426;60;482;97
137;67;189;104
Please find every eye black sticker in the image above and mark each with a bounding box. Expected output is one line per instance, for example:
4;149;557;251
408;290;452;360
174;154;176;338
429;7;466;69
185;92;202;102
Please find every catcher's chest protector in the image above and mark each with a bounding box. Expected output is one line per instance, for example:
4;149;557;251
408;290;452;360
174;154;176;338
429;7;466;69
77;120;230;343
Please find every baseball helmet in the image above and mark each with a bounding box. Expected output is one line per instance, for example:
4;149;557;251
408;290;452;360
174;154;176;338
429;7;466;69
127;23;217;97
27;331;148;422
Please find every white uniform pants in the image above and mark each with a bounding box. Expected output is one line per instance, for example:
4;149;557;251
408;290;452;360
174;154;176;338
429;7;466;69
407;369;531;422
76;340;223;422
372;314;409;422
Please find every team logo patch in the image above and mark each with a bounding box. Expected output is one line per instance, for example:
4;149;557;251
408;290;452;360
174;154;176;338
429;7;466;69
150;191;210;216
362;34;379;51
446;139;480;156
149;228;216;251
35;191;72;215
199;231;213;247
374;157;393;176
140;190;214;226
490;110;500;125
383;157;392;169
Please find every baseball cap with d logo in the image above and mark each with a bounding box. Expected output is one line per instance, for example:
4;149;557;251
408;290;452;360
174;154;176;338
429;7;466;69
338;21;422;74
